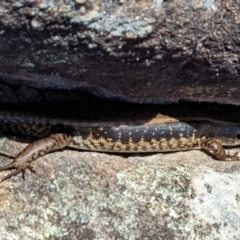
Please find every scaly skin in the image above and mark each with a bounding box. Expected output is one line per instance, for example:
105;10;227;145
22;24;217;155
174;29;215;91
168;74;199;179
0;108;240;182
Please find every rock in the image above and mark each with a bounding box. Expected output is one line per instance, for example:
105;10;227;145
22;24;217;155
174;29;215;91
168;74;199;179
0;0;240;104
0;136;240;239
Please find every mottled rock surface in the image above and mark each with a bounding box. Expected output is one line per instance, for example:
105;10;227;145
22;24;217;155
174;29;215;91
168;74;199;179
0;0;240;104
0;135;240;239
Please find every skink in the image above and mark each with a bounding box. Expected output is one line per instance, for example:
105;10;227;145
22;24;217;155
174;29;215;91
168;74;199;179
0;106;240;182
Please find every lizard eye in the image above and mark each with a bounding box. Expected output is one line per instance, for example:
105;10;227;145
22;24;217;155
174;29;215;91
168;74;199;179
237;133;240;139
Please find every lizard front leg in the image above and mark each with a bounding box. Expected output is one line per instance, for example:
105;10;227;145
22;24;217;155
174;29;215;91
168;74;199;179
201;138;240;161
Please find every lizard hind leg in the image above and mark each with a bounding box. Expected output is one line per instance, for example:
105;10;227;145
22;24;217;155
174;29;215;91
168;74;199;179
0;157;36;182
0;133;72;182
0;147;32;182
0;157;27;182
0;169;22;182
0;148;24;182
0;150;15;159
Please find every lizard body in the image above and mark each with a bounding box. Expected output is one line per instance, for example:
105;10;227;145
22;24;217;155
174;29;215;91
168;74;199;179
0;106;240;181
